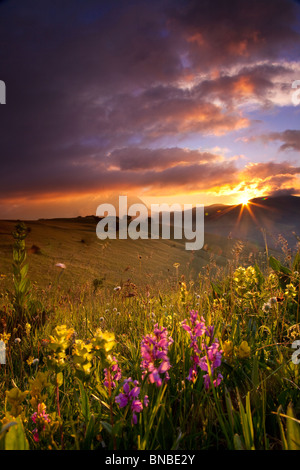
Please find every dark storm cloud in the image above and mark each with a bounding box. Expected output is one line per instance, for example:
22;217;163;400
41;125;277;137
168;0;300;69
0;0;299;210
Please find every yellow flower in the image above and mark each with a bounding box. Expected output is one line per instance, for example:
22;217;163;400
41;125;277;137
25;323;31;336
92;329;115;353
5;387;28;417
26;356;34;366
29;371;50;409
223;340;234;358
237;341;250;359
285;283;297;298
0;332;11;344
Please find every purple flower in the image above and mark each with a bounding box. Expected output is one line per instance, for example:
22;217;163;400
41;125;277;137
141;324;173;387
104;356;122;389
199;340;222;373
31;403;51;443
115;378;149;425
203;372;223;390
181;310;223;389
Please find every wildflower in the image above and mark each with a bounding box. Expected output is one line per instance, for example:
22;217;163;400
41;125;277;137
199;340;223;390
47;325;75;368
14;337;21;344
72;339;93;376
181;310;207;382
233;266;259;298
115;378;148;425
237;341;250;359
0;333;11;344
6;387;28;417
262;302;271;313
29;372;50;409
140;324;173;387
114;286;121;291
223;340;234;358
203;372;223;390
27;356;34;365
285;283;297;298
92;329;115;354
25;323;31;336
31;403;51;442
104;356;122;389
181;310;223;389
55;263;66;269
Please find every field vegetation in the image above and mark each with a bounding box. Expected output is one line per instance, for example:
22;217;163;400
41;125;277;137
0;220;300;450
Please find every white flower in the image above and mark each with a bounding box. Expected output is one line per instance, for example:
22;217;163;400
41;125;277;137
55;263;66;269
262;302;271;313
14;338;21;343
114;286;121;291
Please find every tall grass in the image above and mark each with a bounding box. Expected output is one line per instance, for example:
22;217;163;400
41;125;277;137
1;224;300;450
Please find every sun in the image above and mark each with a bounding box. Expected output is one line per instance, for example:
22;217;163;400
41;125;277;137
241;196;250;206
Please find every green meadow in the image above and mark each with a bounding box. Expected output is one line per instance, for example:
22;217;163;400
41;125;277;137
0;219;300;450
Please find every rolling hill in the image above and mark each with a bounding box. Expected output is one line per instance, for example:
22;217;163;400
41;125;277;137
0;195;298;294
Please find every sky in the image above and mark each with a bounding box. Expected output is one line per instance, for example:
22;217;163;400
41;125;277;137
0;0;300;219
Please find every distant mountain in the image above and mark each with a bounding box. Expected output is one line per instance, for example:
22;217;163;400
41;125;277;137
203;195;300;249
37;195;300;251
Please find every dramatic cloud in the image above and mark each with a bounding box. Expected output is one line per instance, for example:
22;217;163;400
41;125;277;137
240;161;300;196
0;0;300;218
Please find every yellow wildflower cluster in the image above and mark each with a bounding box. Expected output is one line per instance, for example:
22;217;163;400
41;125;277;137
233;266;259;298
46;325;75;369
25;323;31;336
222;340;250;360
0;332;11;344
44;325;116;379
72;340;94;377
5;387;28;417
28;371;50;410
284;283;297;299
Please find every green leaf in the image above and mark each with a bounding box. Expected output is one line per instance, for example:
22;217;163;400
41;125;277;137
254;263;264;289
83;415;95;450
0;421;18;437
5;418;29;450
20;264;29;279
286;402;300;450
100;420;113;435
56;371;64;387
76;378;91;422
269;256;292;289
211;281;222;299
276;406;288;450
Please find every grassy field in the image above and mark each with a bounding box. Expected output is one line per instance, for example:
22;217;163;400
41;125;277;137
0;217;274;292
0;220;300;451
